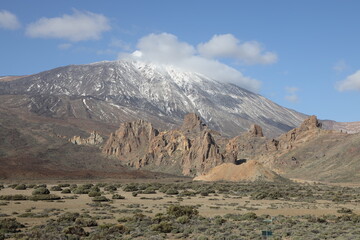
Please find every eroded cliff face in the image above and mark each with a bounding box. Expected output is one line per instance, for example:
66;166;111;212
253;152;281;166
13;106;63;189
102;114;335;179
103;113;226;176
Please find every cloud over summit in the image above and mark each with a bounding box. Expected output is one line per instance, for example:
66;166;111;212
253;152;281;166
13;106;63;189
119;33;277;92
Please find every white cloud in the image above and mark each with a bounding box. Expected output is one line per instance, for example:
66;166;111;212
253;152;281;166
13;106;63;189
119;33;261;92
26;10;110;42
285;87;299;103
336;70;360;92
197;34;277;65
58;43;72;50
333;59;348;73
0;10;21;30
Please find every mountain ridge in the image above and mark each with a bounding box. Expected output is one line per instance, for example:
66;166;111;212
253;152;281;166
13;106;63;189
0;60;306;137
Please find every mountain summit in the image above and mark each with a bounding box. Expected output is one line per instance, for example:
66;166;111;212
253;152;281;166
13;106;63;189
0;60;306;137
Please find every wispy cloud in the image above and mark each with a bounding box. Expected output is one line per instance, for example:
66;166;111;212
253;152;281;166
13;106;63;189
333;59;348;73
0;10;21;30
285;86;299;103
198;34;277;65
336;70;360;92
26;10;111;42
119;33;273;92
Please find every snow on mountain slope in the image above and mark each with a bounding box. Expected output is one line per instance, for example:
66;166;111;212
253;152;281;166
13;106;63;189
0;60;307;137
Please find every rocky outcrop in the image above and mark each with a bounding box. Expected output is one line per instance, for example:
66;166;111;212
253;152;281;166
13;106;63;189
102;114;341;181
70;131;104;145
103;120;159;159
103;113;225;176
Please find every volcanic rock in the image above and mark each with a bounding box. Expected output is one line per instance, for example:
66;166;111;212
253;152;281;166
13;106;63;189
70;131;104;145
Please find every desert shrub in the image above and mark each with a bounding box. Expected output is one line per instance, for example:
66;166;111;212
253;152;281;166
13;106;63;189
0;218;24;233
8;184;18;189
104;185;117;192
123;184;138;192
34;184;47;189
0;195;28;201
166;188;179;195
15;184;27;190
166;205;198;218
61;188;71;194
18;212;49;218
337;208;353;214
176;215;190;224
143;187;156;194
32;187;50;195
112;194;125;199
50;186;62;191
57;212;80;223
88;191;101;197
132;192;138;197
58;183;70;188
30;194;61;201
63;226;88;236
179;190;196;197
75;218;98;227
92;196;110;202
151;221;173;233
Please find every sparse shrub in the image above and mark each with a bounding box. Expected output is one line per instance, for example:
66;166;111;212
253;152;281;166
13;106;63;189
57;212;80;223
0;194;28;201
50;186;62;191
143;187;156;194
63;225;88;236
104;185;117;192
15;184;27;190
92;196;110;202
75;218;98;227
176;215;190;224
32;187;50;195
151;221;173;233
166;205;198;218
166;188;179;195
0;218;25;233
30;194;61;201
58;183;70;188
88;191;101;197
61;188;71;194
112;194;125;199
123;184;138;192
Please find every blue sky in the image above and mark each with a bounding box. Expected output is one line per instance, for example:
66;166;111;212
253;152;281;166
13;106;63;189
1;0;360;122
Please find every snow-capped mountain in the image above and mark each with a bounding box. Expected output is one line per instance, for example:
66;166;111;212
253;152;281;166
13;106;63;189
0;60;306;137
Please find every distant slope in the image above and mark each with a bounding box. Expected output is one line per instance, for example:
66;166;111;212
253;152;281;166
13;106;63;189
0;60;306;137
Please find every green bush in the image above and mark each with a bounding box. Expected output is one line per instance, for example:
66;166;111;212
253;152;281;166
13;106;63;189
15;184;27;190
32;187;50;195
0;218;25;233
151;221;173;233
166;205;198;218
61;188;71;194
88;191;101;197
112;194;125;199
92;196;110;202
104;185;117;192
166;188;179;195
0;194;28;201
50;186;62;191
30;194;61;201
